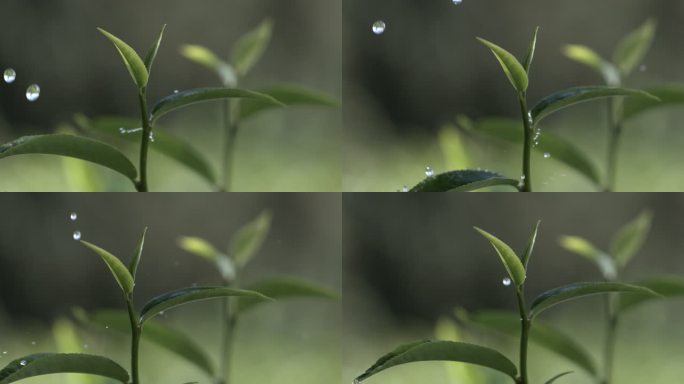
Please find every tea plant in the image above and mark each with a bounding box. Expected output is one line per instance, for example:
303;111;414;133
563;19;684;191
179;19;338;191
0;227;271;384
559;211;684;383
408;28;657;192
0;21;335;191
176;211;338;384
354;222;657;384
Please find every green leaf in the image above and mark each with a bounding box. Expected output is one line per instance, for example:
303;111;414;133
562;45;620;86
410;170;519;192
179;44;237;87
531;86;657;124
355;340;518;382
521;220;541;269
523;26;540;74
97;28;149;89
139;286;271;324
77;309;214;376
623;86;684;121
229;211;272;267
474;227;526;287
438;124;471;170
545;372;573;384
476;37;528;93
232;18;274;77
177;236;235;282
75;114;216;185
559;236;616;280
0;134;137;183
144;24;167;75
128;227;148;281
239;85;338;121
618;277;684;312
461;117;601;184
238;278;338;313
0;353;129;384
434;317;484;384
80;241;135;296
610;210;652;267
150;88;283;124
613;18;657;76
529;282;657;319
460;310;597;376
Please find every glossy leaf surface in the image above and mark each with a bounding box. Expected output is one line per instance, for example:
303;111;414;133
80;241;135;295
98;28;149;88
239;85;338;120
410;170;519;192
474;227;526;287
477;37;528;93
0;353;129;384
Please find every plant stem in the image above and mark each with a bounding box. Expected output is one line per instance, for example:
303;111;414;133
126;297;141;384
602;294;618;384
137;89;152;192
218;277;239;384
605;99;622;192
515;287;531;384
518;94;533;192
221;100;240;192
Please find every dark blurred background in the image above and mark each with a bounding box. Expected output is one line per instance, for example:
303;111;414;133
0;193;340;383
344;0;684;191
343;193;684;383
0;0;341;191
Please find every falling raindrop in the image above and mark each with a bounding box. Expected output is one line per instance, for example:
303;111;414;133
425;166;435;177
26;84;40;102
70;212;78;221
502;277;512;286
543;152;551;159
73;231;82;241
3;69;16;84
372;21;386;35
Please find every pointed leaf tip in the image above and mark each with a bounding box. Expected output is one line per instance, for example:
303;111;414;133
80;240;135;296
474;227;526;287
477;37;529;93
97;27;149;89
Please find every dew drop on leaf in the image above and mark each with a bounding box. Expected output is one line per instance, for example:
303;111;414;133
502;277;512;286
372;20;386;35
401;186;409;192
26;84;40;102
425;166;435;177
173;89;179;94
73;230;82;241
543;152;551;159
19;360;27;366
3;68;16;83
70;212;78;221
148;132;155;143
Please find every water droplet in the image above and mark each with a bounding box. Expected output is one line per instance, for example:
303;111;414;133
401;185;409;192
527;112;533;126
372;20;386;35
26;84;40;102
119;127;143;135
452;0;463;4
19;360;27;366
69;212;78;221
502;277;512;286
2;351;7;355
173;89;179;94
518;175;526;189
639;64;647;72
83;344;89;349
425;166;435;177
73;231;82;241
3;69;16;84
105;325;109;329
30;341;36;346
543;152;551;159
148;132;155;143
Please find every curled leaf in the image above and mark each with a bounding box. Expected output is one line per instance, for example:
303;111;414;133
98;28;149;89
477;37;528;93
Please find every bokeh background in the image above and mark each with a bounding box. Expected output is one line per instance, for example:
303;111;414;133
0;0;341;191
344;193;684;383
0;193;341;383
344;0;684;191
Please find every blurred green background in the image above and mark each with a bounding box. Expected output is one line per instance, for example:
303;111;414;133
0;193;341;383
344;0;684;191
343;193;684;383
0;0;341;191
